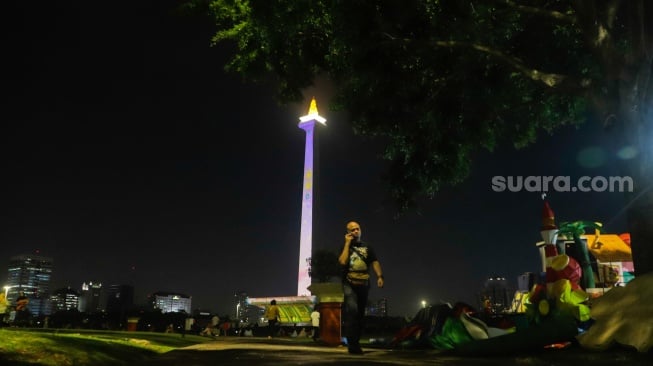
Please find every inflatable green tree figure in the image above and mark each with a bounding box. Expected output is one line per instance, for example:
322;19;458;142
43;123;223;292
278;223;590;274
558;221;603;289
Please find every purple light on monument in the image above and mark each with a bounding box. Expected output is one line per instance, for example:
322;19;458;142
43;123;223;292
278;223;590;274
297;98;326;296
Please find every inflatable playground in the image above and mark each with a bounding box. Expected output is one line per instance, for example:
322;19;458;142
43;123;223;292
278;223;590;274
390;199;653;354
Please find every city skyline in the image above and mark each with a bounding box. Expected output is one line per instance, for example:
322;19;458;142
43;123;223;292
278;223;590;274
3;252;393;319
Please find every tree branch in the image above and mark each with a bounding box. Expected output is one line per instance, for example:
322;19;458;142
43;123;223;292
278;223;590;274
569;0;620;59
389;36;593;93
493;0;576;23
380;3;591;95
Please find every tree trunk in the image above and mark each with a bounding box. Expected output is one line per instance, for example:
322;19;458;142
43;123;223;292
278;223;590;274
627;196;653;276
597;0;653;279
618;94;653;277
573;234;595;288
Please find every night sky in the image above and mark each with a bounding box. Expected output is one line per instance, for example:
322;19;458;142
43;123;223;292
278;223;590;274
1;1;630;317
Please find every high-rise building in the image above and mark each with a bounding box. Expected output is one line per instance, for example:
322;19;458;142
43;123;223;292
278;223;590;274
78;281;104;313
5;254;53;317
105;284;134;314
365;298;389;317
480;275;511;313
296;98;326;296
150;292;191;313
50;287;80;312
234;290;248;320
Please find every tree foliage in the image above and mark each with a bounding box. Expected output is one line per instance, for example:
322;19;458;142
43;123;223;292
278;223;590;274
202;0;653;274
309;248;340;283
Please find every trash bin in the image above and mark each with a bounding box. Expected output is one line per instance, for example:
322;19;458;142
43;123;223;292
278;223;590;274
319;302;342;346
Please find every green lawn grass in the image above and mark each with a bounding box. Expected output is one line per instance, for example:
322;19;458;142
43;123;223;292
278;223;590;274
0;328;213;366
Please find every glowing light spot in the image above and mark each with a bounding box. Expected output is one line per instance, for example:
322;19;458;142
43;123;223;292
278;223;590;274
616;146;637;160
576;147;605;168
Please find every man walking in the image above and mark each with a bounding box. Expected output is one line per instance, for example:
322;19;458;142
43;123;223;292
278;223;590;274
338;221;384;354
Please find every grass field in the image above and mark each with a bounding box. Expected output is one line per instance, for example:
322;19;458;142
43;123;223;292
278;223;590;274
0;328;213;366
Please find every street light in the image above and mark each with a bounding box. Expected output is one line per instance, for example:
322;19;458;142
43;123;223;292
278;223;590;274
3;286;9;298
421;300;426;308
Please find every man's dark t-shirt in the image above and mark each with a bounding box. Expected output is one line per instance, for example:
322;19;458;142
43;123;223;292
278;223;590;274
341;242;378;286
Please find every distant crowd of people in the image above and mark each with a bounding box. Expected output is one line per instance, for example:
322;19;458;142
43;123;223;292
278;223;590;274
173;299;323;341
181;315;261;338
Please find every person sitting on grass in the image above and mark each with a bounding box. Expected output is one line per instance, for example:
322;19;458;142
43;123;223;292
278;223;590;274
200;323;216;337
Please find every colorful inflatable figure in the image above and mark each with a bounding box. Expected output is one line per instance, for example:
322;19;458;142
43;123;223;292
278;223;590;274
525;279;590;324
538;199;560;285
531;199;590;321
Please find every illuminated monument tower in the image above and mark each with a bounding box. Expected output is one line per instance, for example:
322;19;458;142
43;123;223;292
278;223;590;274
296;97;326;296
246;98;325;326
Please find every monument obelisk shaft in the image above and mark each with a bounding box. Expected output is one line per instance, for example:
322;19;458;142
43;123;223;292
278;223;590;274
297;98;326;296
